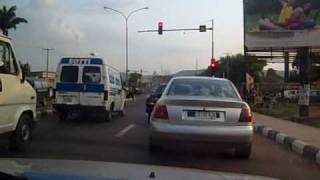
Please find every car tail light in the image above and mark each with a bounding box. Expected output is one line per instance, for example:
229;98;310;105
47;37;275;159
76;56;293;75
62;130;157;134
104;91;108;101
239;105;253;123
153;104;168;119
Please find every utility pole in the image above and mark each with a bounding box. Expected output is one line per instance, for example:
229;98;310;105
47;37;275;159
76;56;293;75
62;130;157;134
211;19;214;59
42;48;54;79
195;59;198;75
104;6;149;87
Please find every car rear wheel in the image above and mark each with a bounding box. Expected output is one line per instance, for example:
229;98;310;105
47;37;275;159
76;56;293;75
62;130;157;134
9;114;32;152
235;144;252;158
119;106;126;117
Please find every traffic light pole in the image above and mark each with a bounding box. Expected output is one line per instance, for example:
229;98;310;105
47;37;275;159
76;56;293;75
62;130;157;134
138;20;216;76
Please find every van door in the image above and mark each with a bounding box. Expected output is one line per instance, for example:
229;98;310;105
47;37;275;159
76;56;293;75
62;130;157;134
80;66;104;107
108;71;116;109
55;65;81;105
114;74;123;111
0;41;24;129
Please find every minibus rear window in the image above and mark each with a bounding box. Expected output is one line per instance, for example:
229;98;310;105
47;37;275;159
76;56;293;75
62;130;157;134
60;66;79;83
83;66;101;84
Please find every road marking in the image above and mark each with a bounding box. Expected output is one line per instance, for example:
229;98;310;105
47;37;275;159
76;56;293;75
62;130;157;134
115;124;136;137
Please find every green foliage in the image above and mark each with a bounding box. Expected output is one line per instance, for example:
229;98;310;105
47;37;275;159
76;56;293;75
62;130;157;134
129;72;142;82
264;68;283;82
253;102;298;119
198;54;267;86
0;5;28;36
291;52;320;82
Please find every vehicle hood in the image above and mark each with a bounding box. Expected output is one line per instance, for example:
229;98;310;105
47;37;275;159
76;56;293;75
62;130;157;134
0;158;278;180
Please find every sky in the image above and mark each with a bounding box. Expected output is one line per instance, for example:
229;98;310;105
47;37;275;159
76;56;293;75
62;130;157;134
1;0;281;74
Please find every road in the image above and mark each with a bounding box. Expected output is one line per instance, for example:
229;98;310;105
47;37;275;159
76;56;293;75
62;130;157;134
1;95;320;179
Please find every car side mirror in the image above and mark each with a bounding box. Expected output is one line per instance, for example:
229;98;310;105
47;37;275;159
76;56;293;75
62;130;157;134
0;60;4;67
21;69;26;83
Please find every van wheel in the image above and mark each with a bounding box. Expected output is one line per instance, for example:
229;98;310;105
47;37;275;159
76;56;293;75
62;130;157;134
9;114;32;152
119;108;125;117
59;112;68;121
105;111;112;121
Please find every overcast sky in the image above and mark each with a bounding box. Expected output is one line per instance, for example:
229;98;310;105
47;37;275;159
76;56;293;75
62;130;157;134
2;0;281;74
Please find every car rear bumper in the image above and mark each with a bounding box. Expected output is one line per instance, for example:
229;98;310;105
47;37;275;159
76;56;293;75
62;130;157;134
53;104;107;114
150;121;253;145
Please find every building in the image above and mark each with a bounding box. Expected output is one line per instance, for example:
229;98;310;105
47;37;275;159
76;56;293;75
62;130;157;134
29;71;56;87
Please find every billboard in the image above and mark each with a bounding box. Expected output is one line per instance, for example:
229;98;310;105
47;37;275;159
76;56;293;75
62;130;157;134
244;0;320;49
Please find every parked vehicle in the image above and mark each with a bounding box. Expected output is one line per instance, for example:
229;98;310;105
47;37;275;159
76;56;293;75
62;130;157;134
53;57;126;121
26;78;51;107
149;76;253;158
310;90;320;103
283;90;299;102
0;34;37;151
146;84;167;121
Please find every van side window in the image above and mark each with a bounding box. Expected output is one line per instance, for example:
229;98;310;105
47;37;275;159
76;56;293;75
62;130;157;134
0;42;18;75
109;74;115;84
83;66;101;84
61;66;79;83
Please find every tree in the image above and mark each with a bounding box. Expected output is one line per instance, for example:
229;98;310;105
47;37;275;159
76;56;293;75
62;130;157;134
264;68;283;82
200;54;267;86
129;72;142;82
0;6;28;36
292;52;320;82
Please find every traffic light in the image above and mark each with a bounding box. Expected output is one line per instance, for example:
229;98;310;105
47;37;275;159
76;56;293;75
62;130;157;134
210;58;218;70
199;25;206;32
158;22;163;35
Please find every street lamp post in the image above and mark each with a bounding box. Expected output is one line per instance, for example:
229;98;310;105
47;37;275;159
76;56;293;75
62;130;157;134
104;6;149;87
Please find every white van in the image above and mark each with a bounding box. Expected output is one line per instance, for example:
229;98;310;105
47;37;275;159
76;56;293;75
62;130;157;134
0;34;37;151
53;57;126;121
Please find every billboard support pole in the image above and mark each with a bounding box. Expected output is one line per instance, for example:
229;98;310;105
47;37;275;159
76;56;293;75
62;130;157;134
284;51;289;82
298;47;310;119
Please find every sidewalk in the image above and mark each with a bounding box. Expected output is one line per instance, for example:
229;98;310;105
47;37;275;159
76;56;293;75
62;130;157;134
254;113;320;148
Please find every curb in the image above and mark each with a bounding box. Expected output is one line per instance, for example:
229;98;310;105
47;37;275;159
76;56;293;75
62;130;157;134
254;124;320;166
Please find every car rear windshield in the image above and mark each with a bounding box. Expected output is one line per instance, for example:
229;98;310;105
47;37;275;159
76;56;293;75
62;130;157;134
60;66;79;83
167;79;239;99
82;66;101;84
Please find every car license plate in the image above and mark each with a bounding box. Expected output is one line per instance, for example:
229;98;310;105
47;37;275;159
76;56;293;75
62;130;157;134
63;97;73;103
184;111;224;121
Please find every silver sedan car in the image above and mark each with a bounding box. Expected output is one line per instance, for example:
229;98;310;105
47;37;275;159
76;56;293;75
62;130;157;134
149;76;253;158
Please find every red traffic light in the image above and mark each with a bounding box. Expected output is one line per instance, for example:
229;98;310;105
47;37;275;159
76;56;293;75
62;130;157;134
210;58;218;69
158;22;163;35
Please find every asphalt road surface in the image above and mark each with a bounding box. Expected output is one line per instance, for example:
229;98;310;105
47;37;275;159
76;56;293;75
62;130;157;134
1;95;320;179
